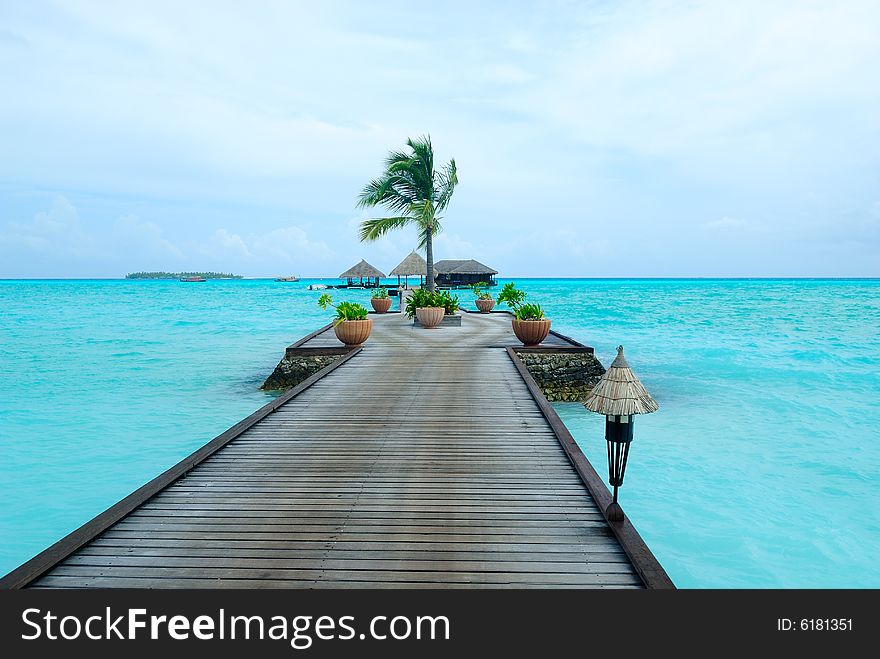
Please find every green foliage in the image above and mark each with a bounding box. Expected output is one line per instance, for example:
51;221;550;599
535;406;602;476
515;303;545;320
472;282;494;301
404;288;459;318
125;271;241;279
438;290;459;314
371;287;390;299
317;294;369;325
496;282;527;309
404;288;437;318
317;293;334;310
334;301;369;323
497;282;545;319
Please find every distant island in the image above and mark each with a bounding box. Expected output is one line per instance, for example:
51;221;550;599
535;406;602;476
125;271;243;280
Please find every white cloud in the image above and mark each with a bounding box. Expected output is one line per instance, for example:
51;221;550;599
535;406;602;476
207;228;253;260
0;197;341;277
114;214;184;259
433;232;476;259
190;224;338;275
1;196;90;255
249;226;334;265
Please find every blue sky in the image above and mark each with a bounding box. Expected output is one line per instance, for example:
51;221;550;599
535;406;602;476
1;0;878;277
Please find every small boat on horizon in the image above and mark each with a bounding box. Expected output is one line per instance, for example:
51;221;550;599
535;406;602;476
179;276;207;282
274;276;299;282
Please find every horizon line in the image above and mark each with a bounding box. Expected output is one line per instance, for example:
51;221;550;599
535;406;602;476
2;276;879;281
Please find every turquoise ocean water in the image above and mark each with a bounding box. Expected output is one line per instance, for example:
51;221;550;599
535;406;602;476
1;278;878;587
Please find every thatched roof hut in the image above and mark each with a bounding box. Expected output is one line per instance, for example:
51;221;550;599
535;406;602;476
338;259;385;280
433;259;498;287
390;251;427;276
338;259;385;287
583;346;659;416
433;259;498;276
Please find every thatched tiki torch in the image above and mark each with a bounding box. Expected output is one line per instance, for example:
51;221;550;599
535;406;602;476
583;346;658;522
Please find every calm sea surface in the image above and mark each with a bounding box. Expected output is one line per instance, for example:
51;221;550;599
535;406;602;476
1;278;878;587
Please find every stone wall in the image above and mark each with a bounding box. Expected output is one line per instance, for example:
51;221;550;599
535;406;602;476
261;353;343;391
514;349;606;402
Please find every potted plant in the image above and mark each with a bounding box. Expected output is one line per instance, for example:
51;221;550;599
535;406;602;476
404;288;457;328
317;294;372;346
438;290;460;315
370;287;392;313
472;282;495;313
496;282;551;345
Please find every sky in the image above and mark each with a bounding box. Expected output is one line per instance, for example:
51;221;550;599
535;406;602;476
1;0;878;278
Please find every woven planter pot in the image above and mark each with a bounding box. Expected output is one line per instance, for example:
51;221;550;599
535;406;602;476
333;319;372;346
512;318;551;346
415;307;445;329
475;298;495;313
370;297;392;313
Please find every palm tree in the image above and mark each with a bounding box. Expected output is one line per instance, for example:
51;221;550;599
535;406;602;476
357;135;458;292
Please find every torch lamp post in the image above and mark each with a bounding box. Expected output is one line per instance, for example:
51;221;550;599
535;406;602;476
583;346;658;522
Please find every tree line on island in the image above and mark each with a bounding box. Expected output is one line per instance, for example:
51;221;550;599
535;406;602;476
125;272;243;279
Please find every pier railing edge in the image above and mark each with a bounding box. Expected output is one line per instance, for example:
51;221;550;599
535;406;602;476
0;340;362;590
506;346;676;590
458;308;586;347
289;321;335;348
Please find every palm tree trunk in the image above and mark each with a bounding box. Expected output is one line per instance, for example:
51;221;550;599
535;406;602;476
425;229;435;292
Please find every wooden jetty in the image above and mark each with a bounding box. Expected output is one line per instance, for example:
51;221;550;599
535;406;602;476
1;312;673;589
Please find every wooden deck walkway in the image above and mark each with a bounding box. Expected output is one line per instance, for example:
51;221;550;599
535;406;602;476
4;311;672;589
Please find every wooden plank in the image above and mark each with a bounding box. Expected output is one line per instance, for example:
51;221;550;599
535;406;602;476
30;576;640;589
6;311;672;590
87;537;624;553
75;545;627;561
506;346;675;589
39;565;643;586
287;322;335;348
61;555;637;574
97;531;617;544
131;507;603;519
109;521;612;535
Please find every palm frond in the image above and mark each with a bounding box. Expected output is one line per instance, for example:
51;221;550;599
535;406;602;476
384;150;412;169
407;135;434;177
410;199;435;224
403;135;435;199
357;177;392;208
416;216;443;248
412;200;442;248
358;174;417;211
359;216;414;242
435;158;458;210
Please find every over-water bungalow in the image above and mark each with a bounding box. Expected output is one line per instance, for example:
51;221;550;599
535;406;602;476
433;259;498;288
338;259;385;288
389;250;427;289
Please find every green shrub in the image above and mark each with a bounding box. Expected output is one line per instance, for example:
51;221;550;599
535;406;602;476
437;290;459;314
515;303;545;320
404;288;435;317
371;287;389;299
404;289;459;318
318;294;369;325
496;282;527;309
472;282;494;301
496;282;546;319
